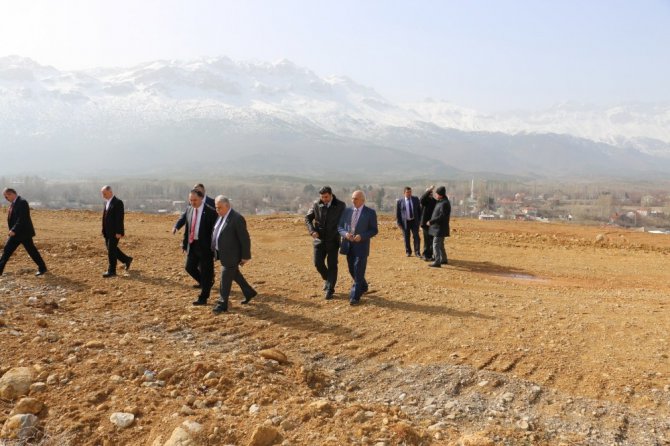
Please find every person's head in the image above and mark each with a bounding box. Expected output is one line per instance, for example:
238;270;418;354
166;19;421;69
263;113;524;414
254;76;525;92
101;185;113;200
193;183;206;195
3;188;17;202
214;195;231;217
189;188;204;208
319;186;333;205
434;186;446;199
403;186;412;198
351;190;365;208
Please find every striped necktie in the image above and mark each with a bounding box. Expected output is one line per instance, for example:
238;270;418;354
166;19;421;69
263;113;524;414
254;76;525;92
351;207;360;234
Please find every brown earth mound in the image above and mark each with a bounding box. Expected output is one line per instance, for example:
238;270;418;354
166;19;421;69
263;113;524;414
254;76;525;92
2;210;670;445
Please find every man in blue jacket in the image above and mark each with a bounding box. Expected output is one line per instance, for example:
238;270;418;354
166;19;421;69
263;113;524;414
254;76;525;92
338;190;378;305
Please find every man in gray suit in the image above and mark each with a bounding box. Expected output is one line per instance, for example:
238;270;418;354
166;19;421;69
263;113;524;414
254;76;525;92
211;196;257;314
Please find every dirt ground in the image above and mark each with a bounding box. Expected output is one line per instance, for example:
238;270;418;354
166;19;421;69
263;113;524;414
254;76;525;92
2;209;670;445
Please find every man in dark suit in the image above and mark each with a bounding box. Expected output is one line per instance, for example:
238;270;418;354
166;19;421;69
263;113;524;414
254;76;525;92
0;188;47;276
396;186;421;257
101;185;133;277
172;183;215;235
211;196;257;314
338;190;378;305
419;185;437;261
427;186;451;268
182;189;218;305
305;186;346;300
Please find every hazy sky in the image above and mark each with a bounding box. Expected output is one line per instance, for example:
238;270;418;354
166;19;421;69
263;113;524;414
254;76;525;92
1;0;668;112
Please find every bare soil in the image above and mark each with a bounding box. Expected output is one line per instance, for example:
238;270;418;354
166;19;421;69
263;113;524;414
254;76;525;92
2;210;670;445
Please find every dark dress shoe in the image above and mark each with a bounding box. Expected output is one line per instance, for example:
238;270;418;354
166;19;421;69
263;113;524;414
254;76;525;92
428;263;441;268
192;299;207;306
441;260;448;265
406;252;412;257
102;272;117;278
349;299;360;306
192;284;201;289
325;290;334;300
424;257;435;262
241;291;257;304
212;305;228;314
35;270;47;276
124;257;133;271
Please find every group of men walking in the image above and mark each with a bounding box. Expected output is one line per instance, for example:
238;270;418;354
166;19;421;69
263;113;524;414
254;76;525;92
3;182;449;310
305;187;379;305
171;185;257;314
304;184;450;305
1;184;256;316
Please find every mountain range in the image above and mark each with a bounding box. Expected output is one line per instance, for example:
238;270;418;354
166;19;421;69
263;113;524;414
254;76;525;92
1;55;669;180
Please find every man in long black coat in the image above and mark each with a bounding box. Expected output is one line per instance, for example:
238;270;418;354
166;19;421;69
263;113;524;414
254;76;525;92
427;186;451;268
0;188;47;276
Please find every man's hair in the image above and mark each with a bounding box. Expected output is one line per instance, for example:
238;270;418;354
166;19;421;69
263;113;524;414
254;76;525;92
319;186;333;195
404;186;412;192
190;188;204;198
194;183;205;191
101;185;112;192
215;195;230;206
3;188;17;195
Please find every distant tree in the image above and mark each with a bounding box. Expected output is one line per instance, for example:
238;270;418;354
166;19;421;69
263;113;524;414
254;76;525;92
303;184;316;195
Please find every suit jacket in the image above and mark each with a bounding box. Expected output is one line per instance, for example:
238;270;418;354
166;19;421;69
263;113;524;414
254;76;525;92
338;205;378;257
7;196;36;241
396;196;420;228
304;195;346;245
102;196;125;239
419;189;437;229
174;196;215;231
428;197;451;237
181;204;218;253
213;209;251;267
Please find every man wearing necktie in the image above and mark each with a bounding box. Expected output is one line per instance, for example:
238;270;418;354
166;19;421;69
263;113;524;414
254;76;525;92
101;185;132;278
0;188;47;276
211;195;257;314
395;186;421;257
338;190;378;306
182;189;217;305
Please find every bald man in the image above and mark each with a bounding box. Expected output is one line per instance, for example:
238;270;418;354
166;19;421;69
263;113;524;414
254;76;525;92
0;188;47;276
101;186;133;277
337;190;378;305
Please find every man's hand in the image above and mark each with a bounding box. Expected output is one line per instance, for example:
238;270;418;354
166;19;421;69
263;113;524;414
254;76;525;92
8;230;15;237
172;227;178;235
240;259;250;266
115;234;123;239
353;235;362;242
311;231;319;239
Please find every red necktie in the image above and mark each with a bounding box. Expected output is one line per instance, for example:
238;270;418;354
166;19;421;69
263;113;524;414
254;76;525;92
189;208;198;243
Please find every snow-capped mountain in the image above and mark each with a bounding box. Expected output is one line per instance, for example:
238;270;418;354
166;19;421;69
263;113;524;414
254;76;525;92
1;55;669;179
